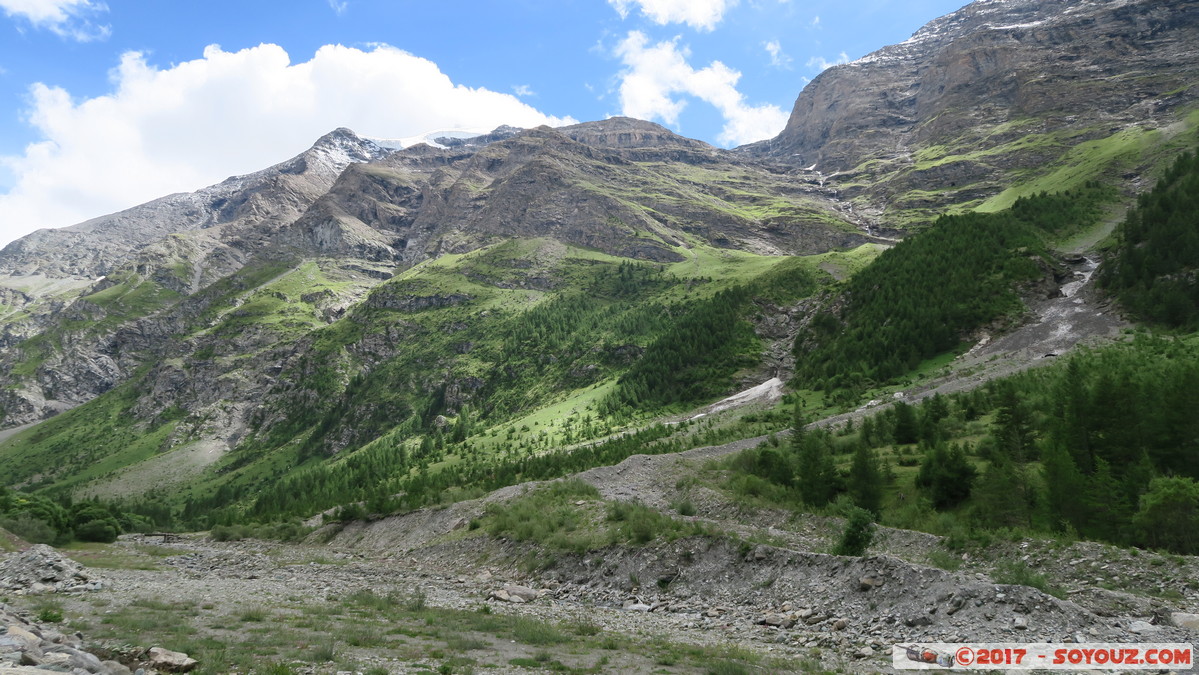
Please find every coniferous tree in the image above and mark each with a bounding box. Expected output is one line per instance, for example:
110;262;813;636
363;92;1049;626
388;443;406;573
1042;442;1087;531
972;450;1031;529
916;442;976;509
892;402;919;445
1132;477;1199;554
847;445;884;517
796;430;838;508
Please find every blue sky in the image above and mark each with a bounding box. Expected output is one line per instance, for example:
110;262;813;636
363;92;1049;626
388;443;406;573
0;0;966;246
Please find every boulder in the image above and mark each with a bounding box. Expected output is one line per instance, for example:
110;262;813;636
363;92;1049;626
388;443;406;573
859;574;884;591
503;585;539;603
1171;612;1199;631
760;613;796;629
905;614;932;628
1128;620;1160;635
148;647;198;673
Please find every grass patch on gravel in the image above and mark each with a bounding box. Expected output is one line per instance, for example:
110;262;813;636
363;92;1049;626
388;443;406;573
480;478;712;552
58;541;165;570
22;584;809;675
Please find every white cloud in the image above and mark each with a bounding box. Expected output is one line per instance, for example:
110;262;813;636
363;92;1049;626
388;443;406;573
0;43;574;246
613;31;788;147
512;84;535;97
608;0;737;31
0;0;109;41
807;51;849;71
810;15;821;27
764;40;791;68
327;0;348;15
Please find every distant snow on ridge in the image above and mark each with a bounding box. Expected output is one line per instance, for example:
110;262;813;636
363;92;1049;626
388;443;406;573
368;129;493;150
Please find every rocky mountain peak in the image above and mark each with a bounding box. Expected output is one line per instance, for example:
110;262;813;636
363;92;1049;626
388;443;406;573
0;128;391;281
563;117;712;151
751;0;1198;225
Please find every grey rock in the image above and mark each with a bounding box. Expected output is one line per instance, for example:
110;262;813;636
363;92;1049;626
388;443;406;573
905;614;933;628
1171;612;1199;631
1128;620;1160;634
502;585;539;603
859;574;883;591
147;647;198;673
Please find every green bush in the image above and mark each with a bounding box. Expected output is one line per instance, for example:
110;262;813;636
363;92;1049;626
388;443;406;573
832;506;876;557
74;519;119;543
0;514;57;545
209;524;252;542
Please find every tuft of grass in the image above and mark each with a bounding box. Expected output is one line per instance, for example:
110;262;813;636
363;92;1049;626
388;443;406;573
239;606;268;622
35;604;64;624
993;560;1066;599
510;617;570;646
927;548;964;572
306;644;339;663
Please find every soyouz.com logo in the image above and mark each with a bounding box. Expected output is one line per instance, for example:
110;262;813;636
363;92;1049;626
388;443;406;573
894;643;1194;670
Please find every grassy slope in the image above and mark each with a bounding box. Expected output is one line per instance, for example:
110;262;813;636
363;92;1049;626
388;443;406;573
865;106;1199;227
0;239;876;517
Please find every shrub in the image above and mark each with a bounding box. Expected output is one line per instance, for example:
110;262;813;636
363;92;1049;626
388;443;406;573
209;524;251;542
74;519;119;543
0;514;57;545
833;506;876;557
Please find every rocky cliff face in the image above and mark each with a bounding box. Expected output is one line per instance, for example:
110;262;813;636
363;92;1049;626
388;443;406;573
0;118;867;429
274;118;866;265
750;0;1199;224
0;128;390;284
0;129;391;426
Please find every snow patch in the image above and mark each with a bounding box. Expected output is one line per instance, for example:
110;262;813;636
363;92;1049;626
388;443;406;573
691;377;785;420
369;128;492;150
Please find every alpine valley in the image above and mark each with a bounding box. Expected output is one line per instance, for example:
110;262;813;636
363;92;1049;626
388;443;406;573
2;0;1199;673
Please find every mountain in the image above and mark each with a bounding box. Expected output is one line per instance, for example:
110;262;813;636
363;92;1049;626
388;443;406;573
0;116;871;447
0;129;392;423
0;0;1196;542
0;128;391;283
749;0;1199;225
4;3;1199;672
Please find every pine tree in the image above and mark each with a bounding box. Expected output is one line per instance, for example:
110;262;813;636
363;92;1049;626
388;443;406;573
973;450;1031;529
1042;442;1086;531
847;445;884;516
1132;477;1199;554
916;442;976;509
892;401;919;445
797;431;838;507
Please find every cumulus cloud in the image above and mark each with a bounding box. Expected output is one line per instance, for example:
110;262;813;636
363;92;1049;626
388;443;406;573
0;43;573;246
0;0;109;41
764;40;791;68
613;31;788;147
512;84;535;97
807;51;850;71
608;0;737;31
